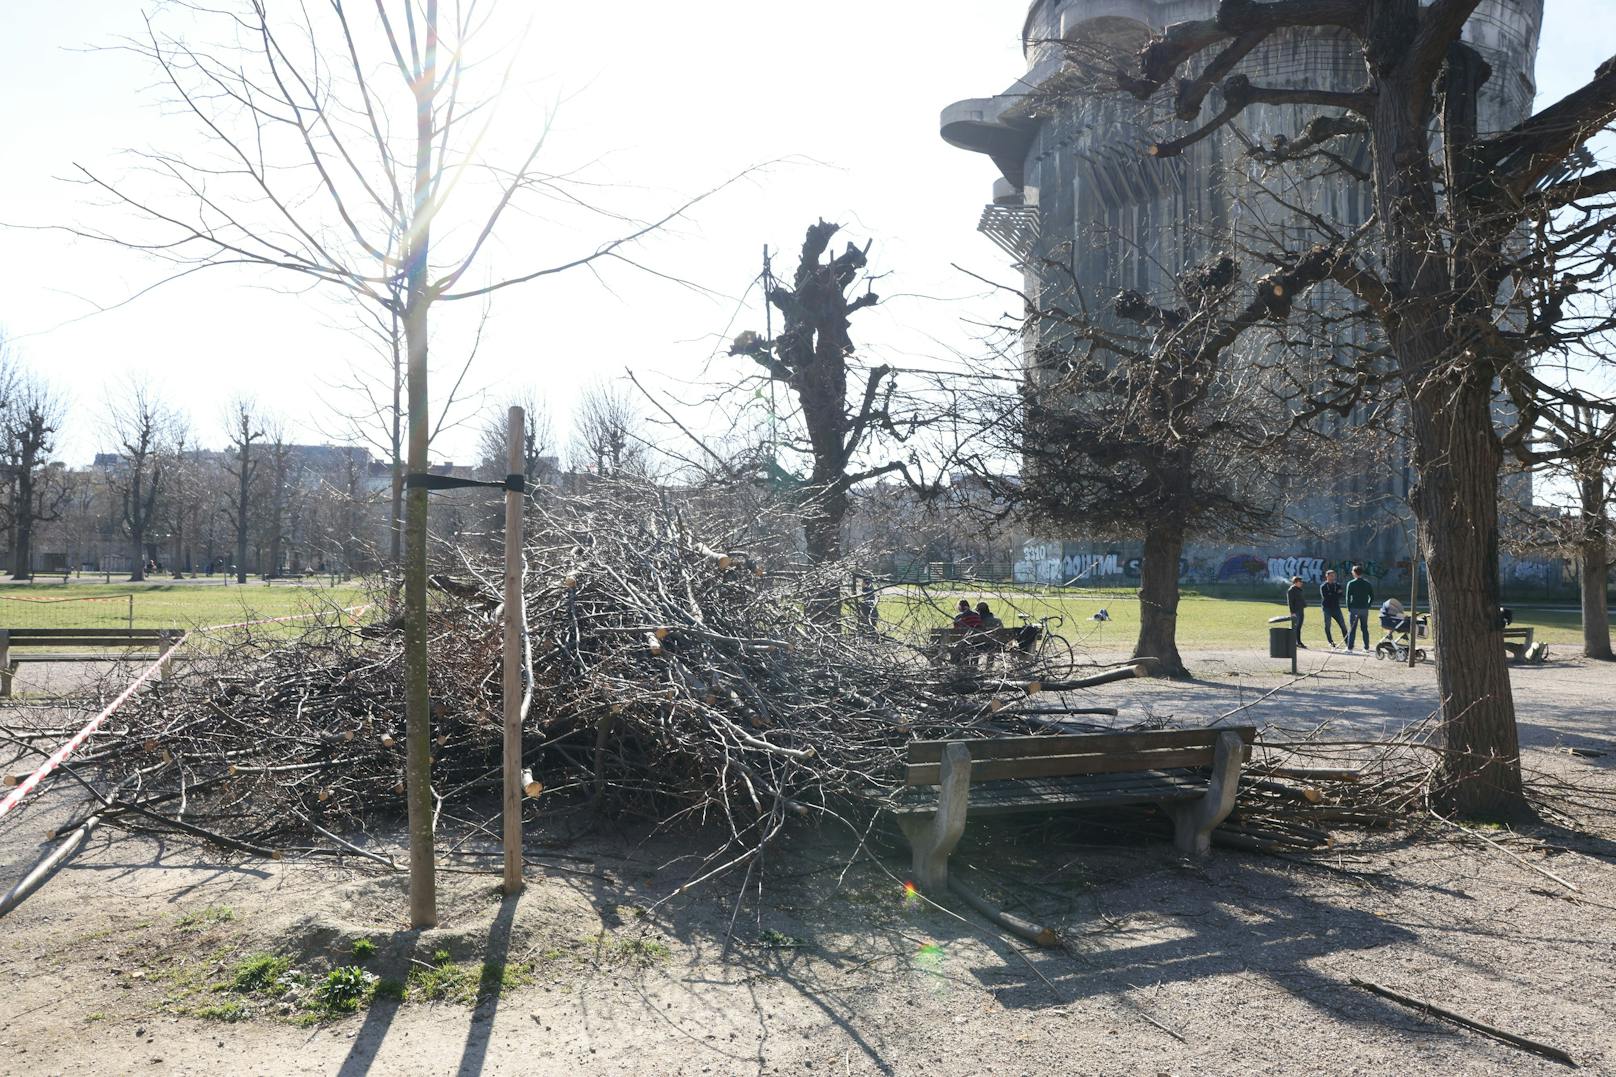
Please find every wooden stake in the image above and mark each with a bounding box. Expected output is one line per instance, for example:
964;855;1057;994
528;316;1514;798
502;405;526;896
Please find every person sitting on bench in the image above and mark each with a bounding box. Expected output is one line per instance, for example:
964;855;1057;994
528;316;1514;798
952;600;982;630
974;602;1002;630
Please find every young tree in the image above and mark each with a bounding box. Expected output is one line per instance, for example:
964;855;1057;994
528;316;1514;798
57;2;752;925
223;399;265;584
1102;2;1616;815
4;374;68;580
108;384;173;583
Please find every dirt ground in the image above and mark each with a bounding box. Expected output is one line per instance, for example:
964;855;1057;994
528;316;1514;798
1;647;1613;1076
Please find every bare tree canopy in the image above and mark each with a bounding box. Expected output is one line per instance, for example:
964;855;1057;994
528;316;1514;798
1084;0;1616;815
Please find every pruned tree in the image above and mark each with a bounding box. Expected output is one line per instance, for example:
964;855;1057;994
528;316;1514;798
729;221;924;571
1094;1;1616;815
988;253;1343;676
4;373;68;580
108;383;174;583
1508;404;1614;660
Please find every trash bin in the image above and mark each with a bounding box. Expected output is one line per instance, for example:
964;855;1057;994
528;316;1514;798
1269;625;1295;659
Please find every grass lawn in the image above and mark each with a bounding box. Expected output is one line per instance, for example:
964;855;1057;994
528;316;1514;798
0;581;371;631
879;586;1592;652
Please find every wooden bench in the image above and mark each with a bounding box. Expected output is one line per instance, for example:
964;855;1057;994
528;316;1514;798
889;726;1255;892
1502;626;1538;663
928;625;1032;667
0;628;183;697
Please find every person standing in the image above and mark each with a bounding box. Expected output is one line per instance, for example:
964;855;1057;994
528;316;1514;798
1287;576;1308;648
1319;569;1348;648
1345;564;1374;652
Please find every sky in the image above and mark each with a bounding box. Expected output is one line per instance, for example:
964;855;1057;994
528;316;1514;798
0;1;1609;468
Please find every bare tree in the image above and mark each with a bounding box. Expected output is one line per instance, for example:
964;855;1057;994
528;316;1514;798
4;373;67;580
223;398;265;584
1510;405;1614;659
979;254;1341;677
729;221;928;572
57;2;751;924
571;382;649;479
1095;2;1616;815
478;390;553;485
108;384;173;582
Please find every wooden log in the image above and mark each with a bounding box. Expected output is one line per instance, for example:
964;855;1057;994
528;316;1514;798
948;877;1059;948
1347;979;1575;1067
1263;765;1362;783
1250;778;1323;803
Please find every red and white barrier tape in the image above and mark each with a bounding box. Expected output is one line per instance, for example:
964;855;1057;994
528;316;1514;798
0;633;188;821
0;603;371;822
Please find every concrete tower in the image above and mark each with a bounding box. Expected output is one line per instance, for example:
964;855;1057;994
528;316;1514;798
943;1;1544;579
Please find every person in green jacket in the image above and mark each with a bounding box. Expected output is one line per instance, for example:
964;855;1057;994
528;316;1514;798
1344;564;1374;651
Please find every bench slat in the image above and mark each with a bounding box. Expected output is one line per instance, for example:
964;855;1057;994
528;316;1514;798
905;742;1253;786
891;771;1207;816
11;652;166;663
0;628;174;639
908;726;1255;765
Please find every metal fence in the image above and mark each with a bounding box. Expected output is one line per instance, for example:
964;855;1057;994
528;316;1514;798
0;593;137;630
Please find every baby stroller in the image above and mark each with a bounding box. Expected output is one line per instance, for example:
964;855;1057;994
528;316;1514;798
1375;600;1428;663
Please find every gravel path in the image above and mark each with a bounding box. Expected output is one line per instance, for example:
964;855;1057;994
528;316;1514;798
0;650;1611;1075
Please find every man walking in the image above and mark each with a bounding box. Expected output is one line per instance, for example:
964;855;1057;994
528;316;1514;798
1319;569;1348;648
1345;564;1374;652
1287;576;1308;648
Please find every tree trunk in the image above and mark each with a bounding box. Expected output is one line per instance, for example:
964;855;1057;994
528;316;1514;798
803;482;846;623
11;465;34;581
1409;378;1524;817
1578;466;1612;660
401;1;440;930
130;525;146;582
1134;522;1188;678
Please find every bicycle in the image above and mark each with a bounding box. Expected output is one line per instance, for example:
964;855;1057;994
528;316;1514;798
1014;613;1074;681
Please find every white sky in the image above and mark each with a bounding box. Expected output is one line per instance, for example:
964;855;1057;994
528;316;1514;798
0;1;1608;467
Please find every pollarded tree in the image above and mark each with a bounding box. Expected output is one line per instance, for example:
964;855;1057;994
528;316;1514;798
4;373;68;580
107;383;175;583
1097;1;1616;815
729;221;922;571
995;252;1346;677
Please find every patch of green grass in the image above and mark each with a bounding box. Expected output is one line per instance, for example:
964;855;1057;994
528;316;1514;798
196;1001;250;1022
405;952;533;1004
758;928;806;950
373;978;406;1002
176;906;235;932
350;938;377;961
589;931;671;967
0;580;369;632
309;966;378;1016
878;586;1596;652
84;1012;106;1023
226;953;295;997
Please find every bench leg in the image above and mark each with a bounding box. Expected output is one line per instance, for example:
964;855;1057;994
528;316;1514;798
1162;730;1244;857
897;743;972;893
0;662;11;699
